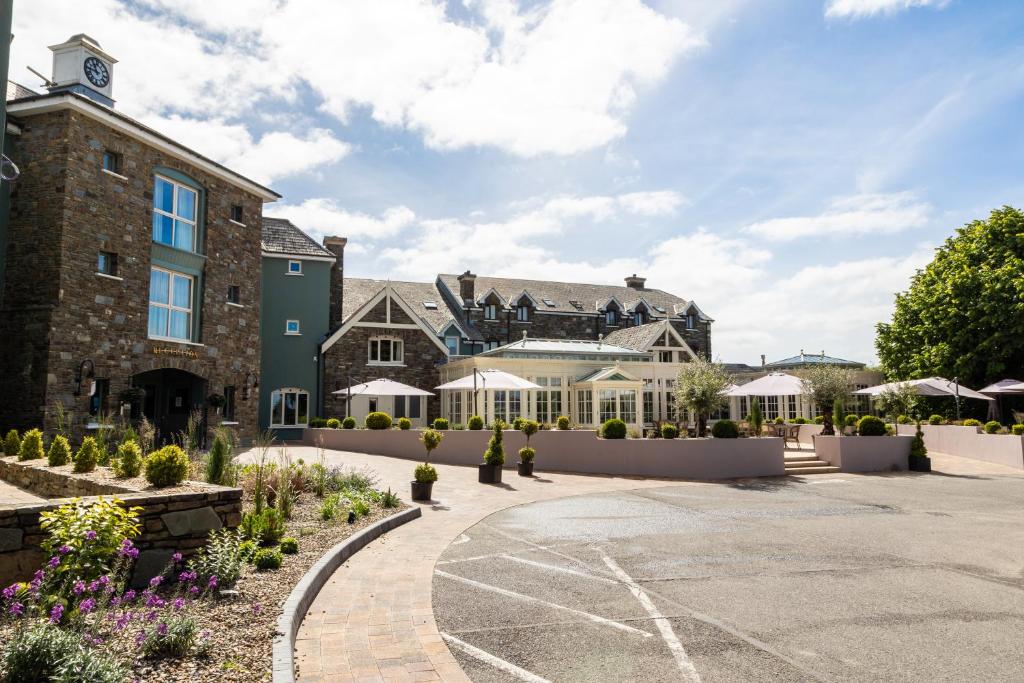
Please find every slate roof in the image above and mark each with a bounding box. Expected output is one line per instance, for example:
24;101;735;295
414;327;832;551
766;352;864;369
602;321;671;351
437;274;707;320
6;81;36;102
343;278;467;337
261;217;333;258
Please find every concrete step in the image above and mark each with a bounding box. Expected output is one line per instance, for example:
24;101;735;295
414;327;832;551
784;458;831;467
785;465;841;475
784;454;822;462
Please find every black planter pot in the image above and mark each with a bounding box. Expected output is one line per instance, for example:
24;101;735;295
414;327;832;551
908;455;931;472
478;464;503;484
410;480;434;501
517;462;534;477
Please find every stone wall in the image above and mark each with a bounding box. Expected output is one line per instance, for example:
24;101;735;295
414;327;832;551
0;456;133;498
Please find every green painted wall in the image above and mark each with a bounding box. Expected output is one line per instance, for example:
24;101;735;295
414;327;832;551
259;255;331;438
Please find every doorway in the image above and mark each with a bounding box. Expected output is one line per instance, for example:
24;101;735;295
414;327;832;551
131;368;207;446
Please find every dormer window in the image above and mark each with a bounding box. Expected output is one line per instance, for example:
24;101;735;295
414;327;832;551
484;303;498;320
516;304;530;322
633;311;647;326
605;309;618;326
686;313;696;329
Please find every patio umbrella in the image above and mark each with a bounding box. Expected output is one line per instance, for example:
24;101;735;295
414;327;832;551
726;372;803;397
332;378;434;398
435;369;541;391
979;379;1024;395
854;377;994;401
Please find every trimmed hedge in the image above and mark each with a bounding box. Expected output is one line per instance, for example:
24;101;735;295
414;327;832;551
467;415;484;430
857;415;887;436
18;429;44;461
963;418;982;427
365;412;392;430
47;435;72;467
928;414;945;425
433;417;449;430
984;420;1001;434
556;416;570;430
326;418;341;429
1012;424;1024;436
342;417;356;429
73;437;99;473
661;424;678;439
711;420;739;439
398;417;411;430
600;419;627;439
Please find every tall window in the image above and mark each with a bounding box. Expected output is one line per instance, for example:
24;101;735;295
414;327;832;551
516;304;530;322
665;392;676;420
633;311;646;326
89;378;109;416
620;390;637;424
550;378;562;419
536;378;549;422
395;396;406;419
148;268;193;341
605;309;618;326
270;388;309;427
494;390;507;424
766;395;779;420
739;396;748;418
686;313;696;329
578;390;593;425
409;396;421;419
223;386;236;421
509;391;521;422
643;390;654;424
449;392;462;423
152;175;198;252
599;390;617;423
445;336;459;355
369;337;403;364
484;303;498;320
788;395;797;420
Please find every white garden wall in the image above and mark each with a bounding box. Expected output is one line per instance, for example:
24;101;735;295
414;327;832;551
896;424;1024;470
813;435;912;472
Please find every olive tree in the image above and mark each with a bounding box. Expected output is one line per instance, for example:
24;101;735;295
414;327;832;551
675;357;731;437
875;382;919;423
801;365;851;436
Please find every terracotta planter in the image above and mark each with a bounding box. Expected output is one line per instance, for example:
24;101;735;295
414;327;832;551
410;480;434;501
517;462;534;477
478;464;503;484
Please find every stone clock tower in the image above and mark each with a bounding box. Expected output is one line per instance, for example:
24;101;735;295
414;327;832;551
47;34;117;107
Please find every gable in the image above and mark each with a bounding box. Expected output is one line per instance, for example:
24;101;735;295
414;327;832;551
321;283;449;355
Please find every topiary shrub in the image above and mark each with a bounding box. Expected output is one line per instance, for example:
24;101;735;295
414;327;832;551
518;446;535;463
398;417;411;430
3;429;20;456
144;444;189;487
963;418;982;427
813;415;824;425
928;414;944;425
600;418;627;439
113;440;143;478
467;415;484;430
896;415;911;424
415;462;438;482
309;417;328;428
280;537;299;555
433;417;449;430
857;415;887;436
556;416;570;430
73;437;99;473
18;428;44;461
710;420;739;438
1011;424;1024;436
46;435;72;467
365;412;392;430
773;416;784;425
910;427;928;458
252;548;283;571
453;423;465;430
342;416;356;429
844;414;859;427
661;424;678;439
984;420;1001;434
483;422;505;465
205;433;228;484
326;418;341;429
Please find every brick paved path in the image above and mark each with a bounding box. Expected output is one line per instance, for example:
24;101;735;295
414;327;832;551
0;479;44;506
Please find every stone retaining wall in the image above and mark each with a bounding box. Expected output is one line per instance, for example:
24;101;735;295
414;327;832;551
0;456;134;498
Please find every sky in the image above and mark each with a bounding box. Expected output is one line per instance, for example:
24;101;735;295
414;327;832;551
9;0;1024;365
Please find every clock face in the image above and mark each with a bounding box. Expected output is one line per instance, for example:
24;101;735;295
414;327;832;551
83;56;109;88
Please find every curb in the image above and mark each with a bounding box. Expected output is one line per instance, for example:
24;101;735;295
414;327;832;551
272;506;423;682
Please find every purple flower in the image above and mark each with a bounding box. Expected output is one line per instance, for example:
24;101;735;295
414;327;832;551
79;597;96;614
146;610;158;622
252;603;262;614
172;553;182;563
149;576;162;588
135;630;146;646
119;539;139;559
177;571;196;583
156;622;168;636
88;580;100;593
72;580;86;595
8;602;23;617
47;556;60;568
33;570;45;583
58;545;72;555
126;547;139;559
172;598;185;610
188;586;199;595
48;604;64;624
123;589;137;602
84;530;98;541
99;575;110;586
207;576;217;589
2;585;16;600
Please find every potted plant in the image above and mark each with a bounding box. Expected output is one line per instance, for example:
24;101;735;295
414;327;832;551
479;421;505;484
413;428;442;501
908;421;931;472
518;420;539;476
207;392;226;415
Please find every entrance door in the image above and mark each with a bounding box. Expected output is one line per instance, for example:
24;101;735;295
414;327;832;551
132;368;207;446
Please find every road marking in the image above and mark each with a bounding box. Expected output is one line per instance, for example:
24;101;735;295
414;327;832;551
434;569;652;638
500;555;622;585
477;523;621;580
435;542;578;566
452;533;471;545
599;552;702;683
441;632;551;683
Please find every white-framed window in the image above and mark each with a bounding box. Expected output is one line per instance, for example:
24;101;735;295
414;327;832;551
605;309;618;326
686;313;696;329
369;337;403;365
287;260;302;275
445;336;459;355
270;388;309;427
152;175;198;252
599;390;617;423
485;340;500;351
578;390;593;424
484;303;498;320
516;304;530;322
148;267;193;341
285;319;301;335
659;350;673;363
643;390;654;423
633;311;646;326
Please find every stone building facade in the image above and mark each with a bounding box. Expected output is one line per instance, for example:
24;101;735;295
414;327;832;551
0;42;278;443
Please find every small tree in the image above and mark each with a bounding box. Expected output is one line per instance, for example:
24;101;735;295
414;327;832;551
675;357;731;437
876;382;918;425
748;398;763;437
3;429;20;457
833;398;846;436
801;365;851;436
484;421;505;466
519;420;539;463
417;428;443;482
18;429;45;461
206;431;230;485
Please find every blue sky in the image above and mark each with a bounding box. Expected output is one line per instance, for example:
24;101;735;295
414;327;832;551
11;0;1024;365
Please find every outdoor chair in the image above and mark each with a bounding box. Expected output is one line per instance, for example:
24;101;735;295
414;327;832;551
784;425;800;447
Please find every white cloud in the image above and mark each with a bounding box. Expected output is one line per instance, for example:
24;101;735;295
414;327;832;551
141;116;351;185
617;191;687;216
824;0;948;20
743;192;931;241
266;200;416;242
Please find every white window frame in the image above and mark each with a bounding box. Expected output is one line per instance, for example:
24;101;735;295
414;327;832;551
152;174;198;252
269;387;309;428
516;304;530;322
287;260;303;275
484;303;498;320
445;335;459;355
605;309;618;326
148;266;193;342
285;319;301;335
368;336;404;366
659;350;673;363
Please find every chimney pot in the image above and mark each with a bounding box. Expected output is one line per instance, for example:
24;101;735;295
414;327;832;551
624;274;646;290
457;270;477;302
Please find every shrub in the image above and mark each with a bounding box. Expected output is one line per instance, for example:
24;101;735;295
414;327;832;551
984;420;1001;434
398;417;411;430
142;613;199;659
3;429;20;456
57;641;128;681
813;415;824;424
518;446;535;463
309;417;328;428
896;414;911;424
661;424;678;439
280;537;299;554
326;418;341;429
46;435;72;467
910;427;928;458
18;428;44;461
73;437;99;473
342;416;356;429
0;623;86;683
415;463;438;483
453;423;465;430
40;497;142;585
857;415;887;436
773;416;784;425
144;445;189;487
205;433;228;484
188;529;247;588
511;417;524;431
483;422;505;465
433;417;449;430
252;548;283;571
710;420;739;438
556;415;570;430
319;494;341;521
845;414;860;427
112;440;143;478
600;418;627;439
928;414;944;425
241;508;285;545
1013;424;1024;436
792;417;808;424
467;415;484;430
963;418;982;427
365;412;392;430
381;487;401;508
748;398;763;436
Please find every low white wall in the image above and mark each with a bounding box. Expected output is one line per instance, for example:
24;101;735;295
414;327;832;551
798;424;824;445
896;424;1024;470
304;429;785;480
814;435;912;472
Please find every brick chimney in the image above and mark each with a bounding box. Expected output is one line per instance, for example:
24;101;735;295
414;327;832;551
624;274;646;290
457;270;476;302
323;236;347;329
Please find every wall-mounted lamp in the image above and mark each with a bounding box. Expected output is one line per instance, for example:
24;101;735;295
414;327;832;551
72;359;95;397
242;371;259;400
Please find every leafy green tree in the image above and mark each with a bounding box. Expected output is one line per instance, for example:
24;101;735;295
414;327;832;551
876;206;1024;387
875;382;918;423
801;365;851;436
675;357;731;437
